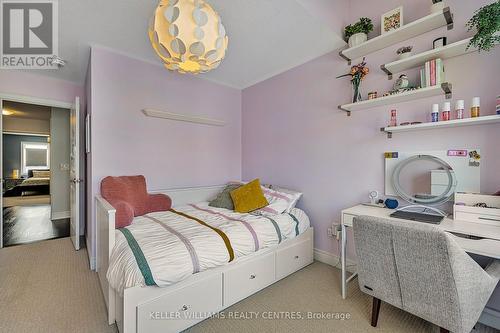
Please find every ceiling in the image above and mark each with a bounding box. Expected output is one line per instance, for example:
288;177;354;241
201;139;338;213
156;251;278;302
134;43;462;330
11;0;345;89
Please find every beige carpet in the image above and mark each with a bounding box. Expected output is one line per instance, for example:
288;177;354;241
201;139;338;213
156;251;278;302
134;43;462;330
0;238;497;333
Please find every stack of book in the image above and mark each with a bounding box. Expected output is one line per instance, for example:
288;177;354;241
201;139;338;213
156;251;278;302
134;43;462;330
420;58;445;88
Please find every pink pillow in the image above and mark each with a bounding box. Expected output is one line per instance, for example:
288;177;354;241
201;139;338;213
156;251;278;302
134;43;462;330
101;175;172;228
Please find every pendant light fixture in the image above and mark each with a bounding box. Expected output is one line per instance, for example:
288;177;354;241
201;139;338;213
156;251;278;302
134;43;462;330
148;0;228;74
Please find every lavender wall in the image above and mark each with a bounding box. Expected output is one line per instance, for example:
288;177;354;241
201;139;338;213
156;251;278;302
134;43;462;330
242;0;500;260
88;47;242;263
0;71;83;104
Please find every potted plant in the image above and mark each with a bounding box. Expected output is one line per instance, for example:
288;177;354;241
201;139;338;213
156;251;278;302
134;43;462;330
396;46;413;59
344;17;373;48
466;1;500;52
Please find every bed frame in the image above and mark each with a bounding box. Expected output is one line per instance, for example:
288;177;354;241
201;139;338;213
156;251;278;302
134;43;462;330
96;185;314;333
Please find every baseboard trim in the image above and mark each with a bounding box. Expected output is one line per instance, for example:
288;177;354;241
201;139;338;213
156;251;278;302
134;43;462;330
86;236;96;271
51;210;70;220
314;248;357;273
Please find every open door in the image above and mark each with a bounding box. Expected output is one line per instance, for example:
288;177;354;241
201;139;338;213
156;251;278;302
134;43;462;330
70;97;81;250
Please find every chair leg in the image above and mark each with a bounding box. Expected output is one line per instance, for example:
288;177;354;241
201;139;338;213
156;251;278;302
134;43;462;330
439;328;449;333
371;297;381;327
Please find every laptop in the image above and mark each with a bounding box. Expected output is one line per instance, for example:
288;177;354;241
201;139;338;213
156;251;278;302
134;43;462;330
390;210;444;224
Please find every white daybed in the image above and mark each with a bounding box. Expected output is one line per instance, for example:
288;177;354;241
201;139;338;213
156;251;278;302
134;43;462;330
96;185;314;333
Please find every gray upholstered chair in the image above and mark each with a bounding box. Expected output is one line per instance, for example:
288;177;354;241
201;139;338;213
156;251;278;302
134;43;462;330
353;215;500;333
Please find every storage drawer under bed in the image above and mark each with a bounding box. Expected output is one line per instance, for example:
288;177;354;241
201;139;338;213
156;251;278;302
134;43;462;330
275;237;313;280
137;274;223;333
223;252;275;307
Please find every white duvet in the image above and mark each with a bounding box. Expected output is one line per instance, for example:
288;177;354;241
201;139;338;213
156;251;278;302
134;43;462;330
107;202;310;295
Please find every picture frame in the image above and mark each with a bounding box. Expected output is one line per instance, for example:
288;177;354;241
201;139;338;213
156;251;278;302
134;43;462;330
381;7;403;34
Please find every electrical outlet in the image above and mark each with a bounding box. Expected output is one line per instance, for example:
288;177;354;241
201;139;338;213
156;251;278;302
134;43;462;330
327;227;333;237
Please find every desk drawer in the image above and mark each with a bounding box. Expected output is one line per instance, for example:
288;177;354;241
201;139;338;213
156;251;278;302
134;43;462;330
455;211;500;227
276;238;313;280
137;274;222;333
342;213;356;227
223;252;275;306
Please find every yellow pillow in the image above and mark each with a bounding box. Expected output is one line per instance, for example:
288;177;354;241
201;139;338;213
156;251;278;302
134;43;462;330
230;179;269;213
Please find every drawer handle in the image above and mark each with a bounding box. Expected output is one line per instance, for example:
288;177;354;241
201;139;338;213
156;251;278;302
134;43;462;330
479;217;500;222
180;305;189;311
294;255;299;259
249;274;256;279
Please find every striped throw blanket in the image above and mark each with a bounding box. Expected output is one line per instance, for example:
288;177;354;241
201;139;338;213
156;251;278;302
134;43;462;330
106;202;309;295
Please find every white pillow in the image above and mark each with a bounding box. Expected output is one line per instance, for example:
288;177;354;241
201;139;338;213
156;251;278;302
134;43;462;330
268;185;302;212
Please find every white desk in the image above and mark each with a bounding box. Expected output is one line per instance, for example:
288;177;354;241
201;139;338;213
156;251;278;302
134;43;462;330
340;204;500;300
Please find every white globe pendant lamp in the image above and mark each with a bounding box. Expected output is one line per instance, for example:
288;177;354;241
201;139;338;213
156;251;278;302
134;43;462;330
148;0;228;74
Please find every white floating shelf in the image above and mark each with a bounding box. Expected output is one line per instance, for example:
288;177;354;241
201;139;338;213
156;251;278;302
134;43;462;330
381;38;477;78
339;7;453;63
142;109;226;126
382;114;500;138
338;83;451;115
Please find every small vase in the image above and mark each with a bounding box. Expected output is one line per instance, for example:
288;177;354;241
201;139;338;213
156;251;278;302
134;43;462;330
352;83;362;103
348;33;367;48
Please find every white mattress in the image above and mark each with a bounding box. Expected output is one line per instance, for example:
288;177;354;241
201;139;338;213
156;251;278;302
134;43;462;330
107;202;310;294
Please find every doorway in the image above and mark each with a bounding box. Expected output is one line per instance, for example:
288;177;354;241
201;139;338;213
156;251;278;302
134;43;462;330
0;95;81;249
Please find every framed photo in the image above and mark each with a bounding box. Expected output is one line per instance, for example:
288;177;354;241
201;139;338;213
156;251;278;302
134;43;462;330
381;7;403;34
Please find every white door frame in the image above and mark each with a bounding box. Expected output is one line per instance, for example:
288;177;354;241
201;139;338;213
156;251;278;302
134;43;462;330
0;92;78;249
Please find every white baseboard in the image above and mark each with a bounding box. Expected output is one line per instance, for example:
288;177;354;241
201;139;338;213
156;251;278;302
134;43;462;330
314;248;357;273
51;210;70;220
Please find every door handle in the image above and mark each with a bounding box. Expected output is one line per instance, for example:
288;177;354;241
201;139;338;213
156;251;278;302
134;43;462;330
71;178;83;183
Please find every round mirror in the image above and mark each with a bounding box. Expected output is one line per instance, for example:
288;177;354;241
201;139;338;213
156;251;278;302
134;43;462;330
392;155;457;205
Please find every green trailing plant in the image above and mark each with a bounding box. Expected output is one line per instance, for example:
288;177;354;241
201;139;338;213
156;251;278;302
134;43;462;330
466;1;500;52
344;17;373;41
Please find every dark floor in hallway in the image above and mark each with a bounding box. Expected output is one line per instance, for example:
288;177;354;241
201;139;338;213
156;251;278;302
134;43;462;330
2;204;69;246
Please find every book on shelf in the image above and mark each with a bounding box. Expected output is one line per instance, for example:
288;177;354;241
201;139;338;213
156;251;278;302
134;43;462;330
420;58;445;88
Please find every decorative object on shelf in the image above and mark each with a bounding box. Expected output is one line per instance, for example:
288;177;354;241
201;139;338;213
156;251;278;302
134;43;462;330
400;122;422;126
466;1;500;52
455;100;465;120
336;58;369;103
396;46;413;59
11;169;19;179
442;101;451;121
369;190;379;204
431;103;439;122
393;74;410;91
344;17;373;48
368;91;378;100
471;97;480;118
431;0;445;14
148;0;228;74
420;58;445;87
382;86;419;97
433;36;447;49
384;198;399;209
389;109;397;127
381;6;403;34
